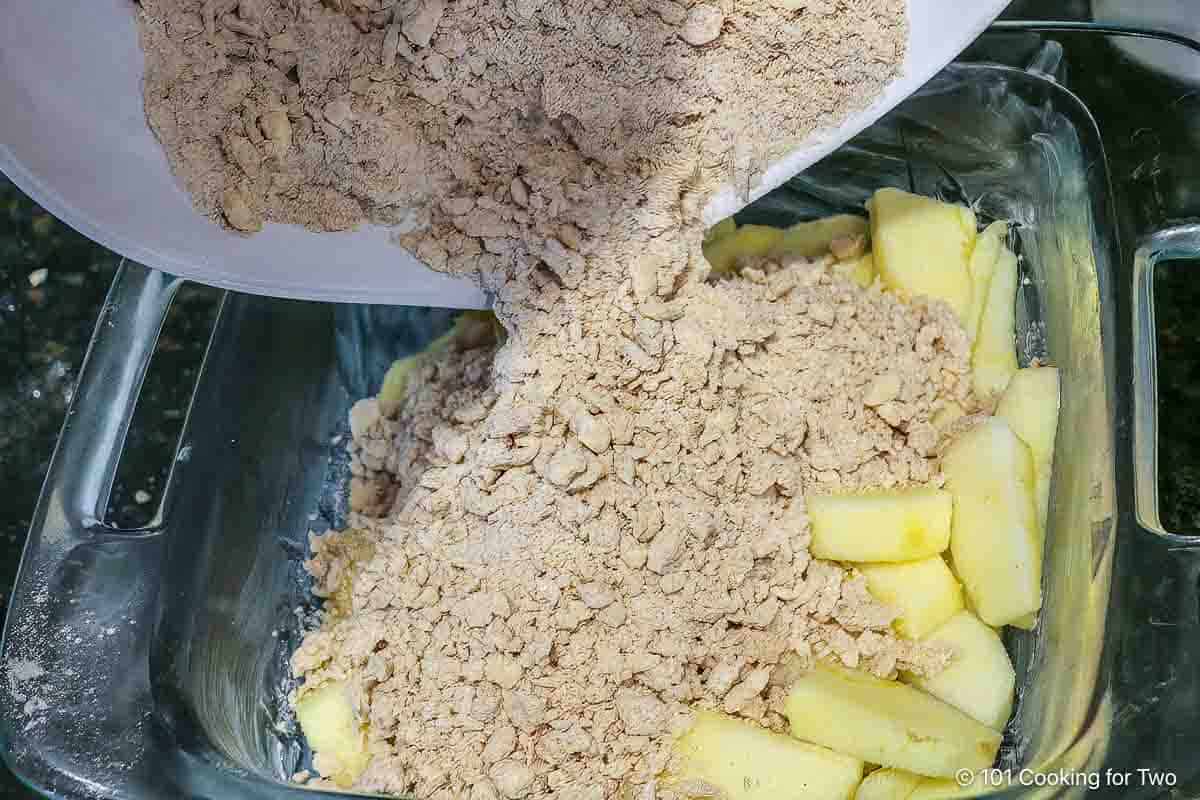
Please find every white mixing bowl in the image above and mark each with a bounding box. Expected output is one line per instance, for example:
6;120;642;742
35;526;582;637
0;0;1007;306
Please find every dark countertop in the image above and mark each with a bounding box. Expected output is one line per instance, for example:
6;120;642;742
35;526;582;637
1153;265;1200;531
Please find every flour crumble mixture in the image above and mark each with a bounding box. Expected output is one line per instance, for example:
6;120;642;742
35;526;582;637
132;1;983;798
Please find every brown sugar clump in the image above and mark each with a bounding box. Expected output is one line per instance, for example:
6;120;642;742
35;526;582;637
137;0;906;247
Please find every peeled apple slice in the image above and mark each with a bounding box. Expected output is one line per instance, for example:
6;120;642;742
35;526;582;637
807;486;952;562
857;556;963;639
703;224;784;276
867;188;976;324
941;417;1042;626
294;681;371;787
378;353;422;417
836;252;877;288
904;610;1016;730
964;221;1008;341
704;217;737;244
855;768;923;800
971;245;1019;398
667;710;864;800
377;311;501;416
784;662;1002;778
996;366;1061;532
772;214;870;260
995;366;1059;631
1009;611;1037;630
856;770;992;800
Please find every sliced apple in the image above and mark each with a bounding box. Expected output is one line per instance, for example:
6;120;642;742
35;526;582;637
773;214;870;260
996;366;1061;532
964;221;1008;342
294;680;371;787
857;770;991;800
667;710;863;800
971;245;1018;399
858;556;963;639
1009;612;1037;631
855;768;922;800
378;354;422;417
807;486;952;563
904;611;1015;730
836;252;877;289
784;662;1002;778
704;216;737;244
703;224;785;276
941;417;1042;626
867;188;976;324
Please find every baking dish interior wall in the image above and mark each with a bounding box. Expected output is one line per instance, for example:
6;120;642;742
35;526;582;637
151;64;1117;788
151;298;458;782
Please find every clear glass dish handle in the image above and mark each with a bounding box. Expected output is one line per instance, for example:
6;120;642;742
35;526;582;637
1132;224;1200;540
0;262;184;796
1112;222;1200;795
0;258;354;799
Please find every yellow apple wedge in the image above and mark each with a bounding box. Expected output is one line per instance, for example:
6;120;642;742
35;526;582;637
1009;612;1037;630
807;486;952;562
855;768;922;800
867;188;976;324
941;417;1042;626
836;252;877;288
857;556;964;639
704;216;737;244
772;214;870;260
964;221;1008;342
294;681;371;787
378;354;421;417
785;662;1001;778
971;245;1019;399
996;366;1061;532
666;710;863;800
856;769;993;800
703;224;784;276
904;610;1015;730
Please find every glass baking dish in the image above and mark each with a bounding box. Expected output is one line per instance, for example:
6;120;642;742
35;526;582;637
2;34;1166;800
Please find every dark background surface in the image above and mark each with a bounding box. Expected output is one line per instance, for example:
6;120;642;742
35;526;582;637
6;0;1200;796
